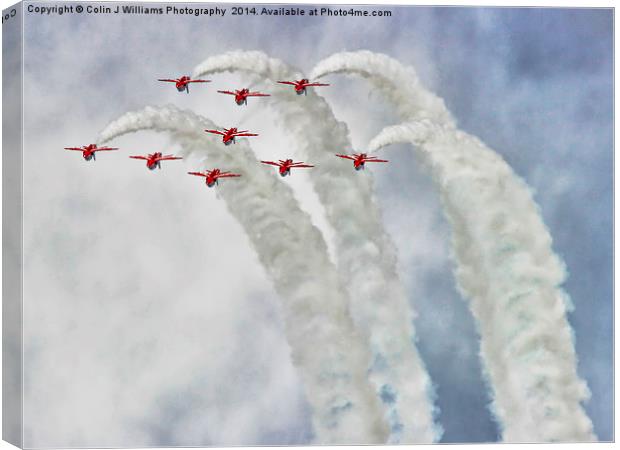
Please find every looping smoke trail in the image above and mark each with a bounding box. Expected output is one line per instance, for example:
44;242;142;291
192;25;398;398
97;105;389;444
194;51;442;443
313;50;596;441
310;50;455;125
367;122;596;442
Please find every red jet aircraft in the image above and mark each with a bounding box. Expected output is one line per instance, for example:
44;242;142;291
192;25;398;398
217;88;270;106
64;144;118;161
276;79;330;95
129;152;183;170
188;169;241;187
158;76;210;93
336;153;389;170
204;127;259;145
261;159;314;177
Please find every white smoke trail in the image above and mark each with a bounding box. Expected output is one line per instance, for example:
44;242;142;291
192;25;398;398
314;51;596;442
194;51;441;443
97;105;390;444
311;50;455;126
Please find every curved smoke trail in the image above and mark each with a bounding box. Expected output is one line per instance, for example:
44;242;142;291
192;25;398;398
313;51;596;442
311;50;455;126
97;105;389;444
194;51;441;443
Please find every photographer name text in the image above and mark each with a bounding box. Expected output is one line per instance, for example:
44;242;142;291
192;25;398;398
26;4;392;18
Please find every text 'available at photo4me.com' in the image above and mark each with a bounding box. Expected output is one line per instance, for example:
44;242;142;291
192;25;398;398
18;3;394;19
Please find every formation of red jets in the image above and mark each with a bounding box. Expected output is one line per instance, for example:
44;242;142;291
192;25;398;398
65;76;389;189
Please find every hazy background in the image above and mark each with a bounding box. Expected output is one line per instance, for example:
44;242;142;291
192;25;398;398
17;4;612;446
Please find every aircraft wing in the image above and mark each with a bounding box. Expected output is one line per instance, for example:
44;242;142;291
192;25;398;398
305;83;330;87
291;164;314;168
129;155;148;160
205;129;225;136
364;158;389;163
218;173;241;178
158;79;178;83
158;155;183;161
94;147;118;152
188;79;210;83
336;154;356;160
187;171;207;177
261;161;281;167
277;81;296;85
64;147;84;151
248;92;270;97
233;133;259;137
217;90;236;95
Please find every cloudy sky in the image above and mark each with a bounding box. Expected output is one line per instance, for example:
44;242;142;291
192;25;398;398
12;3;612;446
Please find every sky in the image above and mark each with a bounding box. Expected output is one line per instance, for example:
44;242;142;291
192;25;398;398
11;3;613;446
